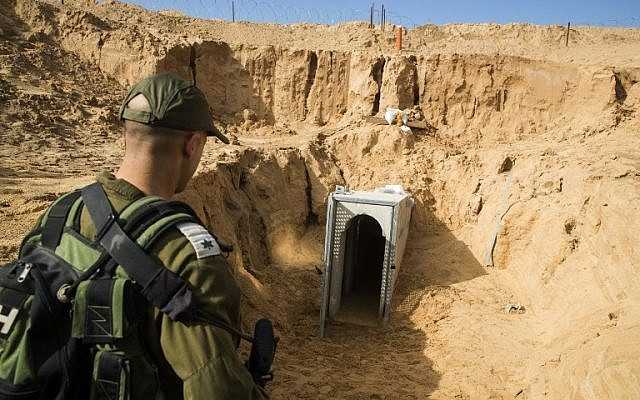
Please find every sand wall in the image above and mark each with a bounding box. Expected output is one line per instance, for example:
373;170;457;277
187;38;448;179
12;0;633;139
175;140;344;273
157;44;631;140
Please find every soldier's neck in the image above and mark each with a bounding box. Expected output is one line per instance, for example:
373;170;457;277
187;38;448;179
115;154;178;200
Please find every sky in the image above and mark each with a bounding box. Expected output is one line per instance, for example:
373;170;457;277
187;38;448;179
125;0;640;28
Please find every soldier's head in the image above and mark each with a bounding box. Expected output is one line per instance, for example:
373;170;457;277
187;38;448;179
119;73;228;193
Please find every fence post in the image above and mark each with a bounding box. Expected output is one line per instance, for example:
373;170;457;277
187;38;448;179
565;22;570;47
232;1;235;22
383;6;387;29
370;3;374;28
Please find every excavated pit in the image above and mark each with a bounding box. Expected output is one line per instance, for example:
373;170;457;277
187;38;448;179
3;1;640;398
172;107;640;399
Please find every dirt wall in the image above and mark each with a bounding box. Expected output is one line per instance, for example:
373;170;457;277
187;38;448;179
157;43;636;141
175;140;344;274
11;0;637;140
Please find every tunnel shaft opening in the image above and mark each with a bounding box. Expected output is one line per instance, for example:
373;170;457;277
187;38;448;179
336;214;386;325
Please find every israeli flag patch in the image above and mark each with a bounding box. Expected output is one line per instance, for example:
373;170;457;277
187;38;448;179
176;222;222;259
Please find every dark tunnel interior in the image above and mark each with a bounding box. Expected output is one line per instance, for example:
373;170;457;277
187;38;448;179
337;214;386;324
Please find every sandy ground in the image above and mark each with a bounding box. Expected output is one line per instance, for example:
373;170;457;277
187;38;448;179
2;1;640;399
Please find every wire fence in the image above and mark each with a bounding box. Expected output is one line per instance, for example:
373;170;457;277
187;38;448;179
123;0;640;28
572;17;640;28
125;0;420;27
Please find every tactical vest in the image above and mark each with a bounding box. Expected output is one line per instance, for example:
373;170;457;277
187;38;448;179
0;183;242;399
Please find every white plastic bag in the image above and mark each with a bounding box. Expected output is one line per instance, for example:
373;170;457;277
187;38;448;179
384;108;409;124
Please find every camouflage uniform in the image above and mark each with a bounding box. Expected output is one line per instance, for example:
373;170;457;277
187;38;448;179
67;171;268;399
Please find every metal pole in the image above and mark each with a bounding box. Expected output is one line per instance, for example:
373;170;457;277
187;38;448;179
383;6;386;30
370;3;374;28
565;22;570;47
381;4;385;31
232;1;235;22
384;5;387;30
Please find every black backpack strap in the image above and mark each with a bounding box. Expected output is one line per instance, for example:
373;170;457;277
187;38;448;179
80;183;195;322
60;200;200;297
41;191;82;250
126;200;203;230
79;183;251;344
100;201;200;277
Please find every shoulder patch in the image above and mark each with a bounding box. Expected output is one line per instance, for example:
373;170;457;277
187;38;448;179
176;222;221;259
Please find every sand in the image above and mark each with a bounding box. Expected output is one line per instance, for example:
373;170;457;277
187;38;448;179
1;0;640;398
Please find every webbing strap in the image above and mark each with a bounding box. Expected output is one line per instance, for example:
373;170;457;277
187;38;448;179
84;280;115;343
0;288;29;310
41;191;82;250
93;352;127;400
63;202;197;296
81;183;194;322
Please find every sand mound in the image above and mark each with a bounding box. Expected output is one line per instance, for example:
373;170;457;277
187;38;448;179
1;0;640;398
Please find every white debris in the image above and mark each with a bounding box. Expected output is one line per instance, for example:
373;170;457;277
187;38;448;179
384;107;409;126
376;185;407;195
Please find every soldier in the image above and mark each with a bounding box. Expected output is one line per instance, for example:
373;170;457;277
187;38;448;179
93;73;268;399
6;73;270;400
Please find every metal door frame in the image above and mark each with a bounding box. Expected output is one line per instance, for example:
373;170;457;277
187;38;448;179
320;197;395;336
319;196;336;337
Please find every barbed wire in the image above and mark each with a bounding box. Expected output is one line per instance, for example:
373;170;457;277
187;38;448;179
125;0;421;26
562;18;639;28
125;0;639;28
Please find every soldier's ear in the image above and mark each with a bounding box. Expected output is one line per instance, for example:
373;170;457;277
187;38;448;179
183;132;202;158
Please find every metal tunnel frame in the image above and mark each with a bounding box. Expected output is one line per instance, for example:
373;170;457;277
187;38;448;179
320;186;413;337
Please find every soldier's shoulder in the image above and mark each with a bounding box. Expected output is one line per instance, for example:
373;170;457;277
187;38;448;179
149;221;223;271
174;222;223;259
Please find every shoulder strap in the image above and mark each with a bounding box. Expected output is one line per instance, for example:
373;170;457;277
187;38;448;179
129;201;234;253
60;197;197;297
80;183;251;343
99;200;200;277
41;191;82;250
125;200;201;236
80;183;194;322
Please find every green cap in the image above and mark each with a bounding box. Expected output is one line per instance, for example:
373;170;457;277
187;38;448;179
119;73;229;144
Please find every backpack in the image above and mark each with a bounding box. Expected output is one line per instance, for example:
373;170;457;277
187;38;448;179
0;182;273;400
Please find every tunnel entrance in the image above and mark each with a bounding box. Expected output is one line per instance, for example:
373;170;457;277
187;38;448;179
320;186;414;337
337;215;386;324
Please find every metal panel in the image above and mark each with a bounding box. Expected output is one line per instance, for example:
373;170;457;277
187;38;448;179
319;196;335;337
383;198;413;321
328;202;355;318
338;202;393;238
381;205;397;321
332;196;399;207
